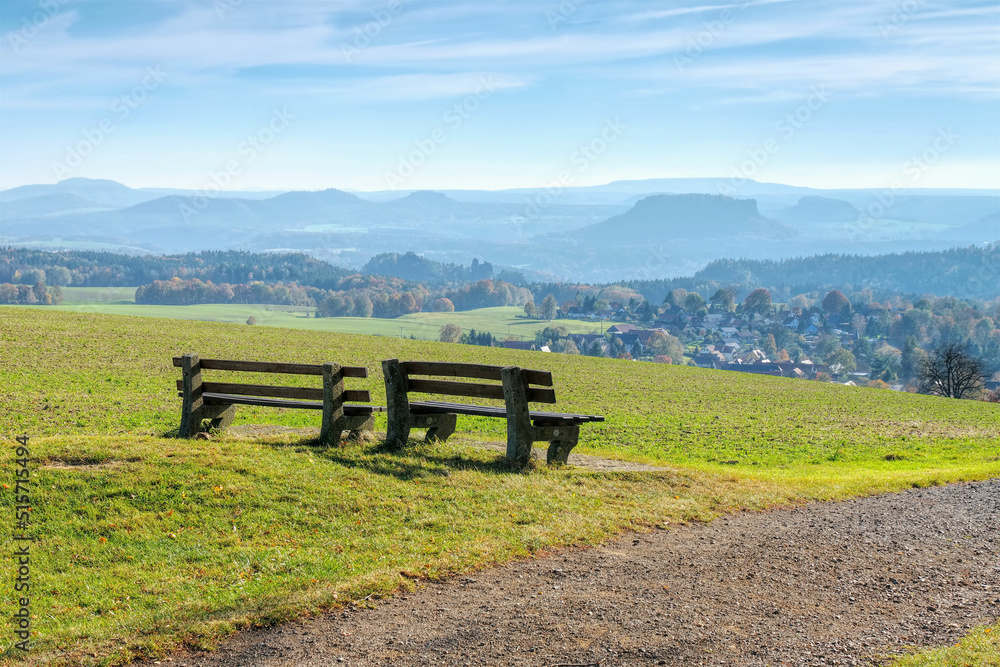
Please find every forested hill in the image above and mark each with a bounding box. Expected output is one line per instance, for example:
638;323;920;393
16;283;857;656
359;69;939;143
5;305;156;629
619;245;999;303
0;248;351;288
4;244;997;304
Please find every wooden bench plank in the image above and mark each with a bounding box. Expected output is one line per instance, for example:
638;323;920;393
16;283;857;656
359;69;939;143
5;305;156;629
409;400;507;418
406;378;506;400
404;378;555;404
203;392;384;413
175;380;370;403
409;400;603;423
171;357;367;378
402;361;552;387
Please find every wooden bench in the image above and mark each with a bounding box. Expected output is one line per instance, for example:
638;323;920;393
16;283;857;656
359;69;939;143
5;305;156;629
173;354;384;445
381;359;603;464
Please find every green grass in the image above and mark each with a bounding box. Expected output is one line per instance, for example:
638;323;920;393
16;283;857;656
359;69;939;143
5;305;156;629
21;303;617;342
887;623;1000;666
56;287;139;305
1;307;998;665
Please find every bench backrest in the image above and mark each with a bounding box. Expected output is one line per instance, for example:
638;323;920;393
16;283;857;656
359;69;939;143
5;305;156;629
395;360;557;404
172;356;371;403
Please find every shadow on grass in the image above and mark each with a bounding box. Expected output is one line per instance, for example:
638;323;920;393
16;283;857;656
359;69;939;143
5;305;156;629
259;436;534;479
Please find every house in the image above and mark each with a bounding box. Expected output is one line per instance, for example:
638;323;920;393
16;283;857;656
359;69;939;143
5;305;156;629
607;323;638;335
618;328;669;356
569;333;609;355
716;361;820;379
503;340;536;351
701;313;725;330
695;346;727;367
719;342;741;360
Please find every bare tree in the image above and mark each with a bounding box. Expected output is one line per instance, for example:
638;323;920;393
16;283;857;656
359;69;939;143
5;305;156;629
439;323;462;343
917;342;988;399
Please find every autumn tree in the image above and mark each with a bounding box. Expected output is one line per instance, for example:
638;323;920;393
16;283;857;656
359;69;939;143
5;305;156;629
763;333;778;359
822;289;850;317
432;297;455;312
917;342;988;399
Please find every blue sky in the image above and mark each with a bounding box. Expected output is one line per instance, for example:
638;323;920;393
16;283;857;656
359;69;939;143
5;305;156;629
0;0;997;192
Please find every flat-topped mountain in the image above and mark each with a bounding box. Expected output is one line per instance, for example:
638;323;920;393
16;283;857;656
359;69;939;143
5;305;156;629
772;196;861;226
575;193;797;244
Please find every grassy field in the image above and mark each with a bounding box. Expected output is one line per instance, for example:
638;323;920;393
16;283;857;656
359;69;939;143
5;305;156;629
56;287;139;304
34;301;617;343
1;307;998;665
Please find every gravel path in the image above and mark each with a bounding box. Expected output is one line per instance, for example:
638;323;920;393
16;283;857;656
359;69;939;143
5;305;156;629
155;477;999;666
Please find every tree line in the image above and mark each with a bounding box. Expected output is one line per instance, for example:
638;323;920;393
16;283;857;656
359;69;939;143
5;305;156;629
617;244;1000;303
0;248;351;288
133;275;532;316
0;281;64;305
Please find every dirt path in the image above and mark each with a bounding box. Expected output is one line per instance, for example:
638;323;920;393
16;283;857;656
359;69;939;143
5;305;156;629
153;477;999;667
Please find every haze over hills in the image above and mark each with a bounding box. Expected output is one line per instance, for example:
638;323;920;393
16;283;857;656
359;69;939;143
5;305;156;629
1;177;996;281
575;194;797;243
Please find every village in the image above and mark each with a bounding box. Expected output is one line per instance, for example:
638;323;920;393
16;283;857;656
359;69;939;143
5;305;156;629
494;288;1000;394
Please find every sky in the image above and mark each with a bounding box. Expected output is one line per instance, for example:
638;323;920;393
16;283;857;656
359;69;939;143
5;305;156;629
0;0;997;192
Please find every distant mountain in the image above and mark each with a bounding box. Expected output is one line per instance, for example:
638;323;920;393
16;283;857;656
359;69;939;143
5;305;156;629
945;212;1000;243
574;194;797;244
880;195;999;226
3;176;997;282
0;178;156;207
0;193;113;218
267;188;369;210
772;196;861;226
384;190;457;208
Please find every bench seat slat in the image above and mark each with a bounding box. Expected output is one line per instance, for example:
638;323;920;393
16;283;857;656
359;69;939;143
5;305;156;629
401;361;552;387
409;400;603;423
203;392;385;413
171;357;367;378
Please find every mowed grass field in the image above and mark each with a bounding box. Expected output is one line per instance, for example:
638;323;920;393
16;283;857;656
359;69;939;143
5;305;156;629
1;308;998;665
35;296;617;343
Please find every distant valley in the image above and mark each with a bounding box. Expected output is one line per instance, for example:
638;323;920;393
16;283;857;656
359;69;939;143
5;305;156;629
1;177;996;282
